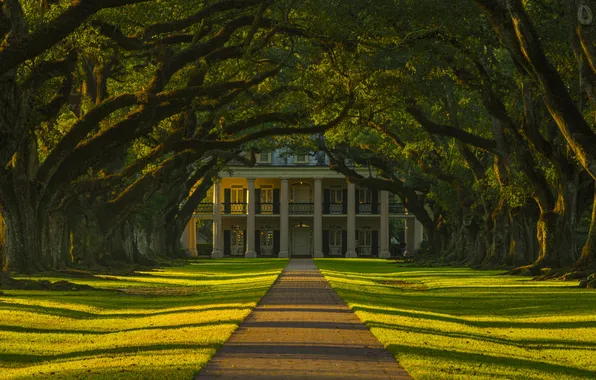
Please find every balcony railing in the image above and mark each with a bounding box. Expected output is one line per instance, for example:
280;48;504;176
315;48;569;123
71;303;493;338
223;202;247;214
256;202;278;214
289;202;314;215
196;202;214;214
329;203;344;215
389;203;406;214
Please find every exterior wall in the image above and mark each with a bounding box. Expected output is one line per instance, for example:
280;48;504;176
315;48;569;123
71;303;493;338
186;150;422;259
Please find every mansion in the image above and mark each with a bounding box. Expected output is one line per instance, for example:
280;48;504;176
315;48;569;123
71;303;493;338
181;151;424;258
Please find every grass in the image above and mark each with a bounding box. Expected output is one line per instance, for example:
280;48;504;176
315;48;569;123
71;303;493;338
315;259;596;380
0;258;287;379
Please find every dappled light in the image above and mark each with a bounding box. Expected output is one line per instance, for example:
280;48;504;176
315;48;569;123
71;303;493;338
0;259;287;379
316;259;596;379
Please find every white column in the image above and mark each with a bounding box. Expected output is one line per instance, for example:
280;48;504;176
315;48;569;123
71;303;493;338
405;217;416;256
279;179;289;258
182;217;198;257
313;178;323;257
346;182;357;257
245;178;257;257
211;181;223;258
379;190;390;258
415;219;424;250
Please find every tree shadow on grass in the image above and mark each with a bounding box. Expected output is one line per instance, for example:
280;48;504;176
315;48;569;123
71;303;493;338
365;320;596;350
0;319;243;336
351;305;596;329
0;343;220;364
387;344;596;379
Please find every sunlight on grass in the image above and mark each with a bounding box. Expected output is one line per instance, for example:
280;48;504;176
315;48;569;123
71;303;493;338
315;259;596;380
0;258;287;379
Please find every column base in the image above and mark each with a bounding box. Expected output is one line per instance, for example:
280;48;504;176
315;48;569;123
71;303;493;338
379;250;391;259
346;250;357;258
245;251;257;258
211;250;223;259
314;250;324;258
188;249;198;257
278;250;289;258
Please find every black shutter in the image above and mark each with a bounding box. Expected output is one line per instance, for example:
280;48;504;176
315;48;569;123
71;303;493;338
273;230;280;255
255;189;261;214
342;230;347;255
323;189;330;214
342;189;348;214
224;189;231;214
371;191;379;214
243;230;247;253
355;189;360;214
224;230;231;256
323;230;329;256
372;230;379;256
273;189;280;214
255;230;261;254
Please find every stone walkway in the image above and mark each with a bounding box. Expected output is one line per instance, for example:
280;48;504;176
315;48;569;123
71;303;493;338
196;259;411;379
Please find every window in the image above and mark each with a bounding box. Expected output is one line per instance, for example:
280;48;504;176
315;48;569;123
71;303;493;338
359;188;372;203
329;230;342;246
330;187;343;203
260;230;274;248
260;185;273;203
258;152;271;163
358;230;372;247
231;186;244;203
295;154;308;163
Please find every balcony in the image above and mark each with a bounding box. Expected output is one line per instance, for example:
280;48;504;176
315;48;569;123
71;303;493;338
357;203;381;215
329;203;344;215
289;203;314;215
196;202;214;214
389;203;406;214
223;202;247;214
256;202;279;215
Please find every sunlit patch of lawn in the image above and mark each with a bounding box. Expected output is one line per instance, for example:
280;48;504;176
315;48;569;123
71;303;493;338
0;258;287;379
315;259;596;380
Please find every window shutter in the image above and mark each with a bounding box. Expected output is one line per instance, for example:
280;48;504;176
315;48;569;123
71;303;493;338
255;230;260;254
342;230;347;255
355;189;360;214
224;230;231;256
342;189;348;214
273;189;280;214
224;189;231;214
323;230;329;256
372;230;379;256
255;189;261;214
323;189;330;214
273;230;280;255
371;191;379;214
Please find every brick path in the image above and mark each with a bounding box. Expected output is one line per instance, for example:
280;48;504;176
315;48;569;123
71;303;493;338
196;259;411;379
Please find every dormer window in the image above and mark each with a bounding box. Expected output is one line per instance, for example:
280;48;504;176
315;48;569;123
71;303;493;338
257;152;271;163
295;154;308;164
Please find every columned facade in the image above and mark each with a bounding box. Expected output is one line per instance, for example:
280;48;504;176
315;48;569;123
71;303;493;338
193;162;424;258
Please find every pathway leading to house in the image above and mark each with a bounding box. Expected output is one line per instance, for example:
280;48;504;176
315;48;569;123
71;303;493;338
196;259;410;379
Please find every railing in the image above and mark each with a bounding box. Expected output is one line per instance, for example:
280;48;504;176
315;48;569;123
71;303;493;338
256;202;277;214
289;202;314;214
196;202;213;213
358;203;382;214
329;203;344;215
223;202;247;214
389;203;406;214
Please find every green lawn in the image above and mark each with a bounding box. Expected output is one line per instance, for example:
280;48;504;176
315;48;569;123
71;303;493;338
315;259;596;380
0;259;287;379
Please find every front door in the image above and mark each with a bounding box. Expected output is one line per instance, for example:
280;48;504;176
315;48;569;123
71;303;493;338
292;228;311;256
